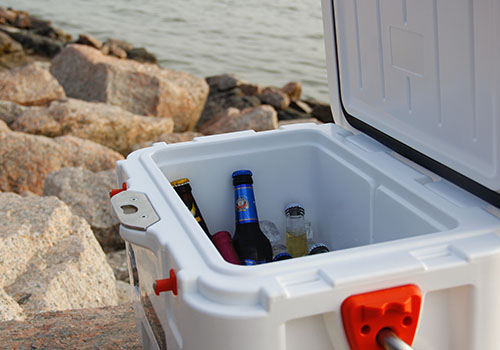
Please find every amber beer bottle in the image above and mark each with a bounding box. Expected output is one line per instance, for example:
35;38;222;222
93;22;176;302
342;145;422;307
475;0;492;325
170;178;211;240
232;170;273;265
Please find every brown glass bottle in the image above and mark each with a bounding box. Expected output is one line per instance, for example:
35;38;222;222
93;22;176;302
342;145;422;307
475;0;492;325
232;170;273;265
170;178;211;240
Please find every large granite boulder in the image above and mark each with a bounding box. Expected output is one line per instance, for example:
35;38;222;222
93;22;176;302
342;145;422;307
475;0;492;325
106;250;129;282
0;63;65;106
43;167;122;251
0;288;24;321
11;98;174;155
0;120;9;133
50;44;209;132
0;304;140;348
0;132;123;194
199;105;278;135
0;100;27;124
0;193;118;321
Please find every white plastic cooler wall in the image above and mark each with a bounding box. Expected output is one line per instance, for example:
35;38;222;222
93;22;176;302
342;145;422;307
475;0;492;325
323;0;500;191
116;123;500;350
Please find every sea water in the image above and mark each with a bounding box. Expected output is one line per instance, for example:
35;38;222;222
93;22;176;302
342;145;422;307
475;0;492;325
3;0;328;100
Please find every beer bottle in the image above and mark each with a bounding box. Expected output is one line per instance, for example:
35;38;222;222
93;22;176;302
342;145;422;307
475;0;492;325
170;178;211;240
272;243;293;261
232;170;273;265
308;242;330;255
212;231;242;265
285;203;308;257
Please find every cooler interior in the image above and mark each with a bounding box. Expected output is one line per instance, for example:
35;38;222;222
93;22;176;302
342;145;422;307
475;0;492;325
152;125;459;254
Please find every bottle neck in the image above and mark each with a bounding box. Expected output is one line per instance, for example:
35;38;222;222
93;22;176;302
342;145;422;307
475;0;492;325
234;183;259;224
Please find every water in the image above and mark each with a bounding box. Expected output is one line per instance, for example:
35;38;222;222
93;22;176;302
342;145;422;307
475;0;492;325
2;0;329;101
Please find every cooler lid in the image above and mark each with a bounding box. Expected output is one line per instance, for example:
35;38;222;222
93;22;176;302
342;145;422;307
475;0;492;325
327;0;500;193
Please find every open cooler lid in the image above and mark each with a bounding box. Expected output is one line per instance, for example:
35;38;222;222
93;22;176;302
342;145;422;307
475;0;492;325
323;0;500;200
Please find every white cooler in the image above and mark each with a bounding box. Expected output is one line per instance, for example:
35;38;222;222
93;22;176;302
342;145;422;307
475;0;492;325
110;0;500;349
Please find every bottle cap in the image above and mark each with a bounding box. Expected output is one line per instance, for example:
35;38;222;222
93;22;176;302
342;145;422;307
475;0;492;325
232;170;253;177
285;203;305;216
273;252;293;261
308;243;330;255
170;178;190;187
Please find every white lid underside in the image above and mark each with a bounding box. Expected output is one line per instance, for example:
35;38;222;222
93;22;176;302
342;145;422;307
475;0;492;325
333;0;500;191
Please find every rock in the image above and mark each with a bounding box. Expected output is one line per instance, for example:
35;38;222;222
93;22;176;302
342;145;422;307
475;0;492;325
0;63;66;106
115;281;133;305
279;118;322;127
106;250;129;282
206;74;239;92
0;132;123;194
1;25;64;57
53;135;124;173
0;29;31;70
43;167;123;251
0;120;10;133
131;131;204;151
259;87;290;110
105;38;133;52
0;31;22;53
282;81;302;101
20;190;37;197
102;41;126;59
0;100;28;124
0;193;118;319
304;98;334;123
289;100;313;115
196;89;261;129
239;83;262;96
51;44;209;132
277;107;311;121
0;288;24;321
126;47;157;64
11;98;174;155
199;105;278;135
0;7;17;24
0;304;140;349
0;50;31;70
30;18;72;42
13;13;31;29
76;33;103;49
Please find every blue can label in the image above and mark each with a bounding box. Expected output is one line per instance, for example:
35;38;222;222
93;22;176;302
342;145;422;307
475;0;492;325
234;184;258;224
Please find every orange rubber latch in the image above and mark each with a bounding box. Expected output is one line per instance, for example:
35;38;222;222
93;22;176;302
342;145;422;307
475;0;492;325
109;182;127;198
341;284;422;350
154;269;178;296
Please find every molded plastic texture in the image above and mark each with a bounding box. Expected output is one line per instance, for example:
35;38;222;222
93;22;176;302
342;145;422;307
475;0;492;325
323;0;500;191
341;284;421;350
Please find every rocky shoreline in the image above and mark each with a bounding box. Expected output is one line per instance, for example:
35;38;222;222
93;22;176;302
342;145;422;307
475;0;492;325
0;6;333;347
